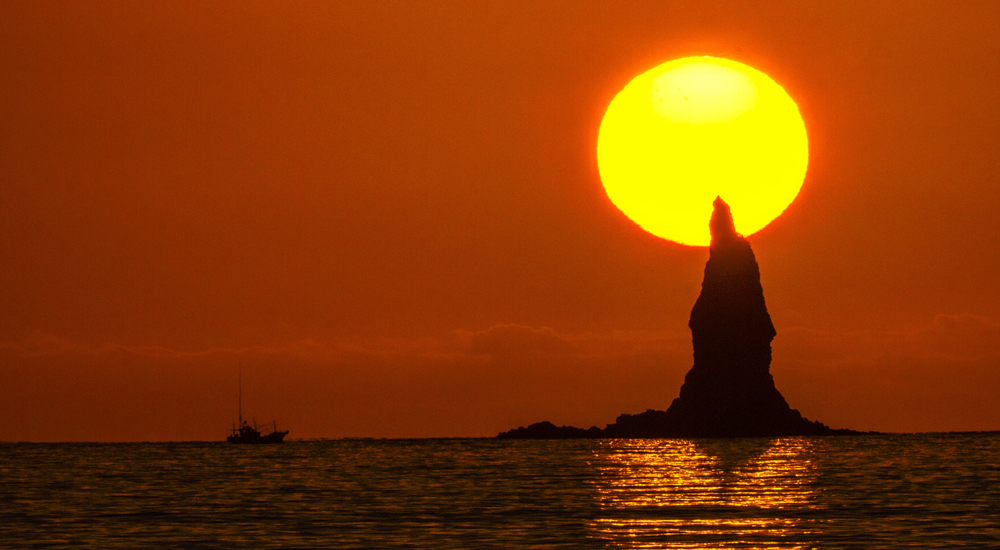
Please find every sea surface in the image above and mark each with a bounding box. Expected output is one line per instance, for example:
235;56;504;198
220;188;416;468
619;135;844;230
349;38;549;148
2;434;998;548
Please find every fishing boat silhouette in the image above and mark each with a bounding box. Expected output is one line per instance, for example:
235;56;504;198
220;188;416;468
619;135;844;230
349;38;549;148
227;363;288;444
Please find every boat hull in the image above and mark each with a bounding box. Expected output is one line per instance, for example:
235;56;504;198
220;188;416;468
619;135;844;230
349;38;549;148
227;430;288;444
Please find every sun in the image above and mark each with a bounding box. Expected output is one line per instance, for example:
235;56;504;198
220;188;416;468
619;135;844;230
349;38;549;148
597;56;808;246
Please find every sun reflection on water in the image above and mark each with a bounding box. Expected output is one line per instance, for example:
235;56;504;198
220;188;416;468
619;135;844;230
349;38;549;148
589;438;822;548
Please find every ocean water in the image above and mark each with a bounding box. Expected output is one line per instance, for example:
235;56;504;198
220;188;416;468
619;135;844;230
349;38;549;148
2;434;998;548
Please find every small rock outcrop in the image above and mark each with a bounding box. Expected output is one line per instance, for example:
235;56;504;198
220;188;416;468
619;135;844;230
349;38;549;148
497;197;858;439
495;421;602;439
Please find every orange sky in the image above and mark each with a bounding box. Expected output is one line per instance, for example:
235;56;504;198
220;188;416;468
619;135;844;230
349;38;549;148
2;1;999;441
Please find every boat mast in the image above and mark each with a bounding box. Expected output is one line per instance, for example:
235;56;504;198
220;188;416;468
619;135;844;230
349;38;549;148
238;360;242;426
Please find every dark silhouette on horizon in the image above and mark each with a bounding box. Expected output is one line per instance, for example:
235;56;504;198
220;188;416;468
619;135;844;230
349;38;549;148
498;197;860;439
226;364;289;444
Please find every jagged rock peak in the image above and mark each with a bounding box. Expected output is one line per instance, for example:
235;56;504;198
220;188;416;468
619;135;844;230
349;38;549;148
494;197;863;439
709;196;739;245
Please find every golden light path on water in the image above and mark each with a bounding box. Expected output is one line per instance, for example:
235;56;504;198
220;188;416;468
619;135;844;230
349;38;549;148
588;438;821;548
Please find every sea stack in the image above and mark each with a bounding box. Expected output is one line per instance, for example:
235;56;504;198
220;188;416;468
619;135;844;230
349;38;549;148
607;197;835;437
498;197;853;439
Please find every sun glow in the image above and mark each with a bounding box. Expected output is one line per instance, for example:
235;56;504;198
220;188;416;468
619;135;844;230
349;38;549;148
597;57;808;246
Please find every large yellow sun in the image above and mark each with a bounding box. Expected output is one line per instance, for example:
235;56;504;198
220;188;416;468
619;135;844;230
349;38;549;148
597;56;808;246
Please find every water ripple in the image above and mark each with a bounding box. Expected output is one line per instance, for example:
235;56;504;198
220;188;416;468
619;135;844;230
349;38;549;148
1;434;998;548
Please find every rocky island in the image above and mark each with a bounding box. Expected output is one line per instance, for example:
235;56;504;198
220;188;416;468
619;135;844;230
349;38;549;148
498;197;859;439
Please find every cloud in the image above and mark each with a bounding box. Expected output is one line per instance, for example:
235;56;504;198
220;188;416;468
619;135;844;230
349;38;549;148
1;323;694;366
771;313;1000;433
926;314;1000;360
775;312;1000;366
0;333;442;363
454;324;579;357
0;334;331;361
0;325;693;441
4;315;998;440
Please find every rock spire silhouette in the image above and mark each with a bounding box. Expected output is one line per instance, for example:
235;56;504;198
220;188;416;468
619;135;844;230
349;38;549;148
499;197;857;439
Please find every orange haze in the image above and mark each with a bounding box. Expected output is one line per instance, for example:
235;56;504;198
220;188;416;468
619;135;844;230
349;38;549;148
2;1;999;440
